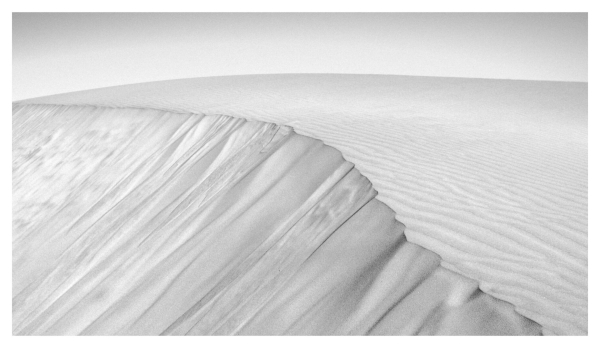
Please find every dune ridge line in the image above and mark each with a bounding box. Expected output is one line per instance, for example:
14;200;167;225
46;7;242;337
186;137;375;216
14;74;587;334
13;103;543;335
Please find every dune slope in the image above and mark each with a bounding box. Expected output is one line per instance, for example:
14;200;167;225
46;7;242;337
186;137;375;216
12;104;539;335
18;74;588;335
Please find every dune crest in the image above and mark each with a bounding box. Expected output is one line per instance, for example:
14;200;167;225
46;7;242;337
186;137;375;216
17;74;588;334
15;74;587;335
13;104;540;335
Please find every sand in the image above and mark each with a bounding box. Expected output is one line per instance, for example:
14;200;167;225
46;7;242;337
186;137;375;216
14;74;587;335
13;104;539;335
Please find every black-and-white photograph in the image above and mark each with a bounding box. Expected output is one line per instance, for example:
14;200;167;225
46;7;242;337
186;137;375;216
9;7;591;339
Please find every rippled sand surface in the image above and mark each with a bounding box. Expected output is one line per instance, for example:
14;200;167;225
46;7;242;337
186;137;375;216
13;104;539;335
15;74;587;334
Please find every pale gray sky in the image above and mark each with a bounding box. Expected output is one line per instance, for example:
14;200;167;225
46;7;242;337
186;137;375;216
13;12;588;101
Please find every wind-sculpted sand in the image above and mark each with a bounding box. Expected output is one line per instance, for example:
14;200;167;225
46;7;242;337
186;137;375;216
13;104;539;335
15;74;587;335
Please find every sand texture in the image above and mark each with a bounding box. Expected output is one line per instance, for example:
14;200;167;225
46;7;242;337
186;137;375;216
15;74;587;335
13;104;539;335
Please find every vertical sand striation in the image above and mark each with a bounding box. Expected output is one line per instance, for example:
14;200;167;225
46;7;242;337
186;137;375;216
13;104;539;335
17;74;587;335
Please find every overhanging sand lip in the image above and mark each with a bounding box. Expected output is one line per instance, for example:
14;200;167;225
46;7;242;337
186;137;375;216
14;74;588;335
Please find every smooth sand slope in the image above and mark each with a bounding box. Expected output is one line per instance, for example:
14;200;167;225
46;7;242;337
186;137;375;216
16;74;587;334
13;104;539;335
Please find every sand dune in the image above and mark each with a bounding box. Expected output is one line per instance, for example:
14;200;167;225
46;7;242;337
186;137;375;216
13;104;539;335
15;74;587;335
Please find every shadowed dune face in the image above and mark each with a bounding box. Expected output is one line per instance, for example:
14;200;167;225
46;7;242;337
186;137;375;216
12;104;540;335
19;74;588;335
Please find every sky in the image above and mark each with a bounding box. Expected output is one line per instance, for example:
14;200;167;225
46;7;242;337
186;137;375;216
12;12;588;101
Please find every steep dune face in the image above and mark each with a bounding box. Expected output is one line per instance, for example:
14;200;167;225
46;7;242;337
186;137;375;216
13;104;539;335
19;74;588;335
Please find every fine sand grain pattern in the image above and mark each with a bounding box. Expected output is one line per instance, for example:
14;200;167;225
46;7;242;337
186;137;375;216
13;74;587;335
12;105;538;335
